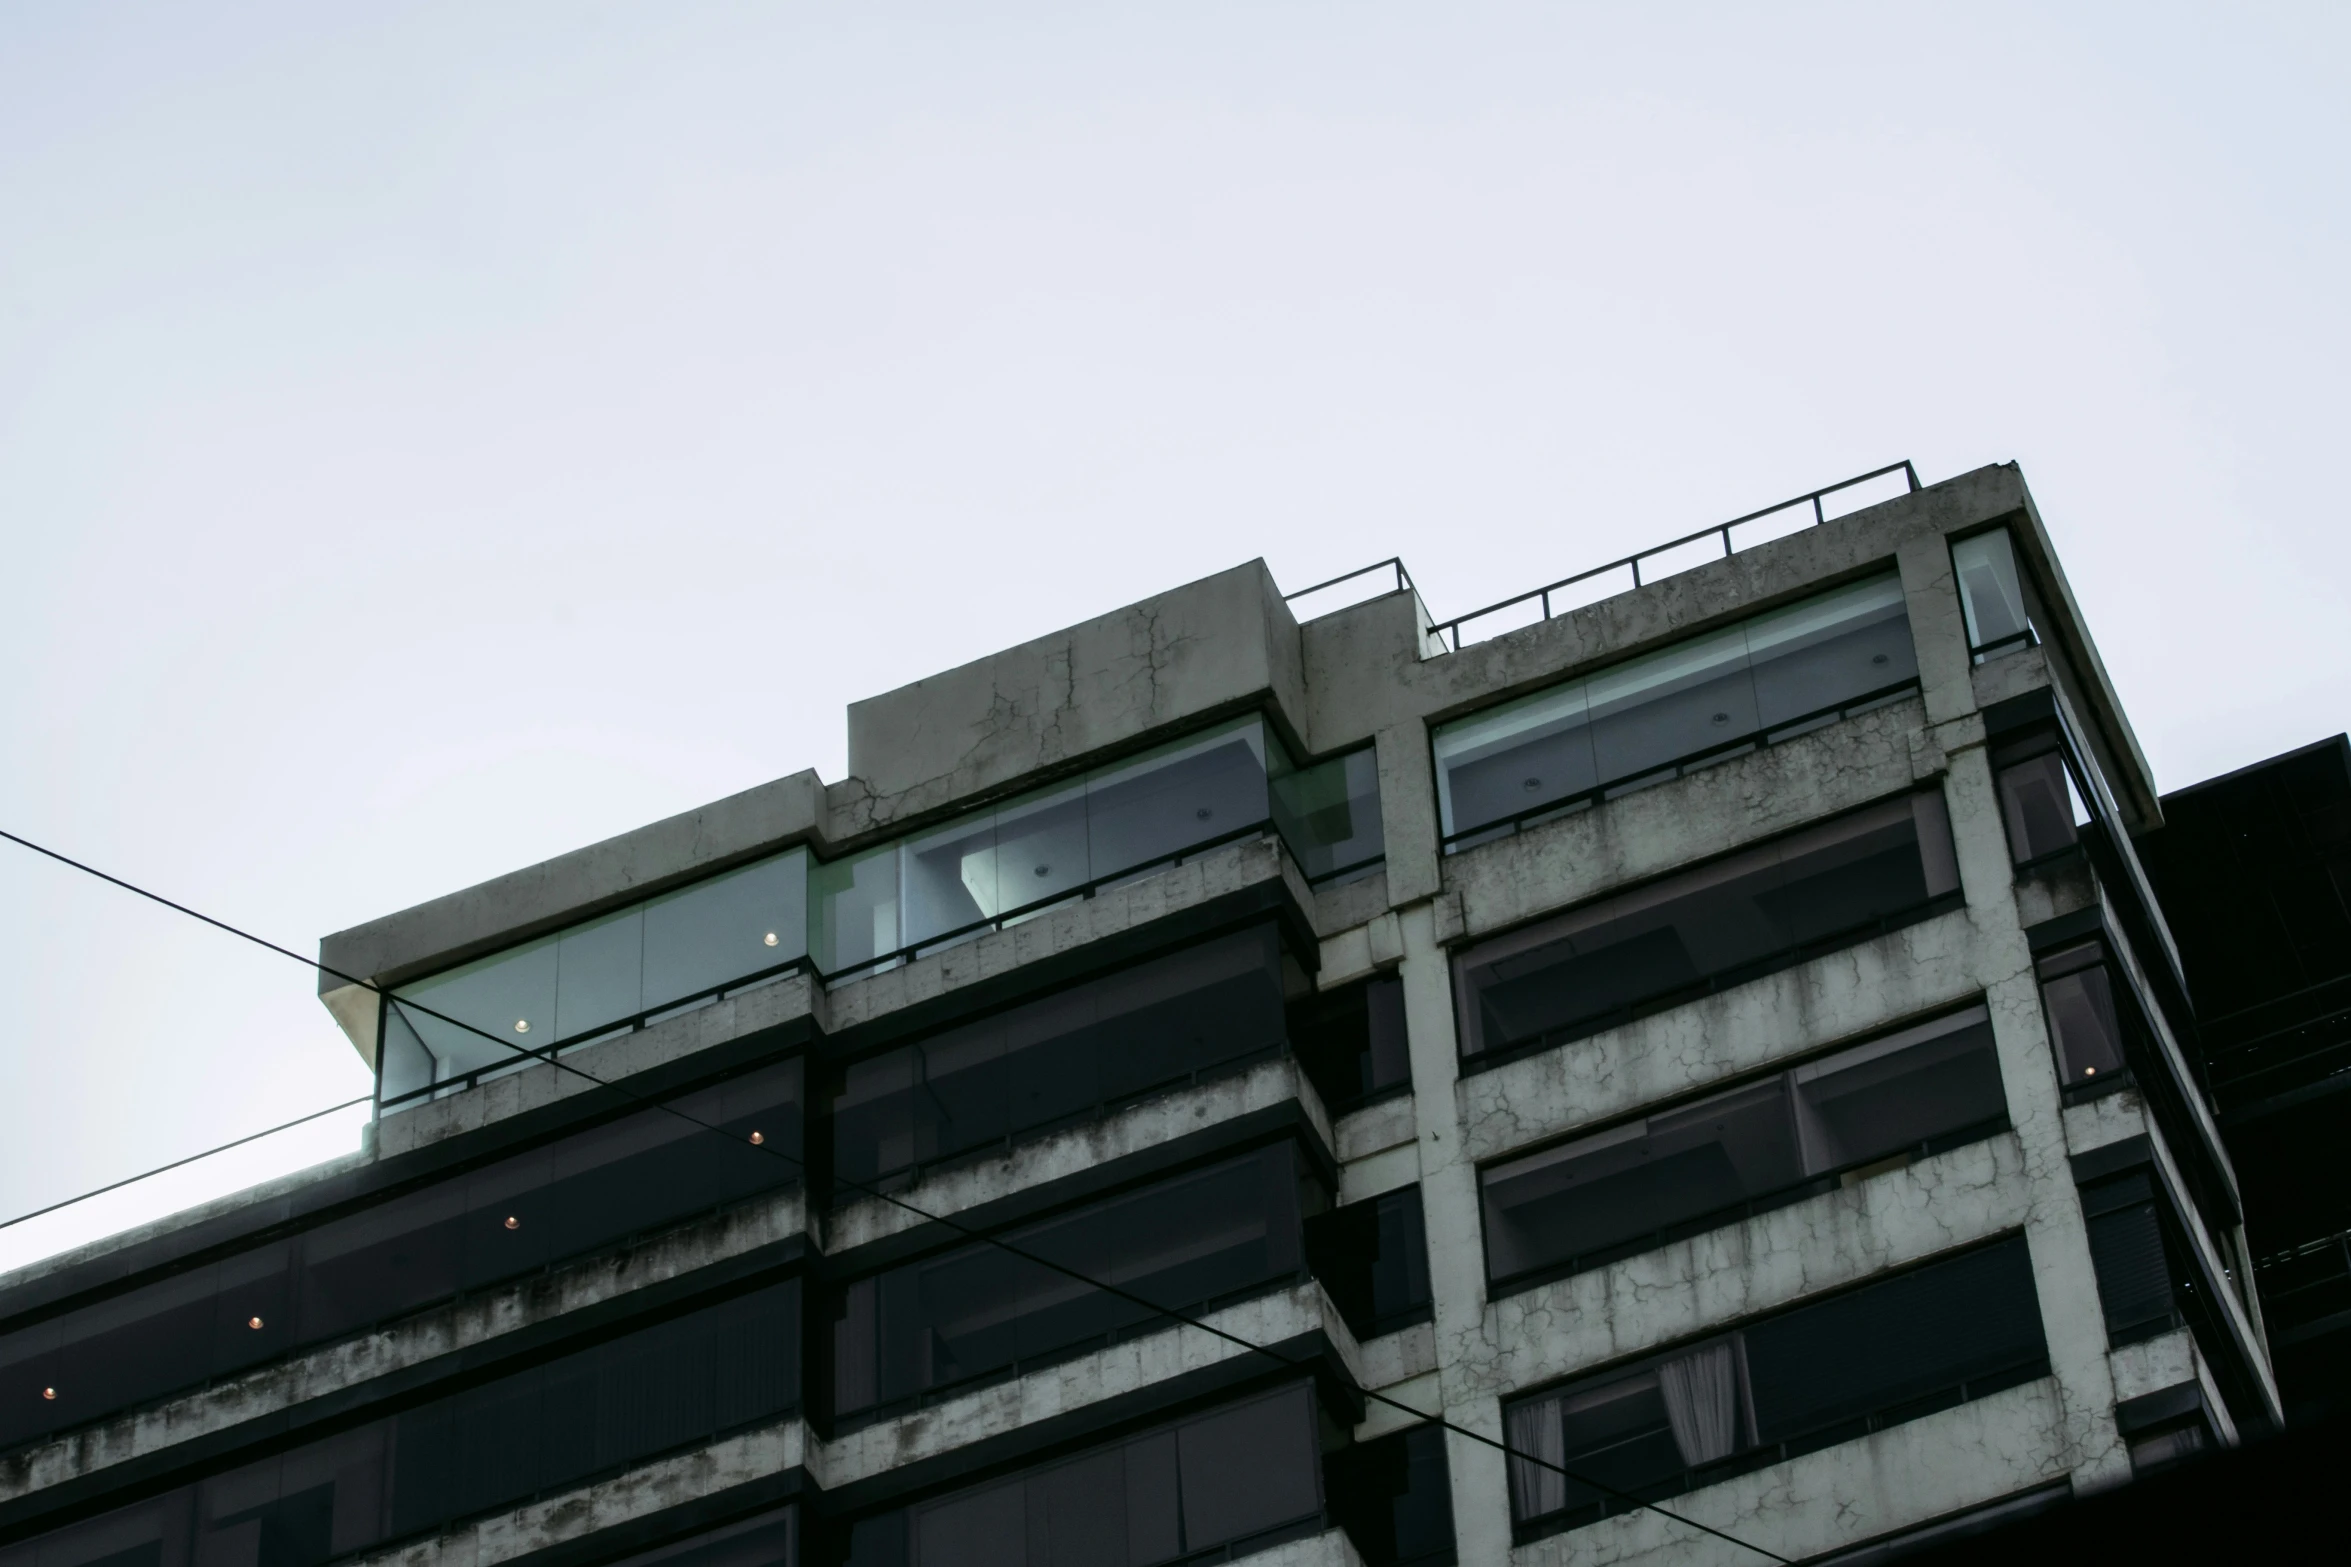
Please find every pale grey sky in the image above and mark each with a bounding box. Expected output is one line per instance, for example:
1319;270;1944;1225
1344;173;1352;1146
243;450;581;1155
3;2;2345;1263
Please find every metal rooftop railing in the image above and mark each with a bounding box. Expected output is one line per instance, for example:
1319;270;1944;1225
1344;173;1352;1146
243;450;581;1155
1285;460;1922;654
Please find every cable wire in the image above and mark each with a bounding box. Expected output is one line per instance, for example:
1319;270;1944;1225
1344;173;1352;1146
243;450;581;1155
0;1095;372;1233
0;825;1790;1563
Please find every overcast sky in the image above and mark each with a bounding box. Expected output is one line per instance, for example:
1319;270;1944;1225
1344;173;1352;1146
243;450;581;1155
3;2;2345;1266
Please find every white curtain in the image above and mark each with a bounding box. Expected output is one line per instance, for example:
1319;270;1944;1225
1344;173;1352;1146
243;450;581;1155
1657;1343;1742;1467
1506;1396;1567;1519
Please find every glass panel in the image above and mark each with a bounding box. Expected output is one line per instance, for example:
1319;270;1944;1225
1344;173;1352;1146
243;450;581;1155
1175;1385;1322;1548
830;928;1286;1186
602;1507;798;1567
1085;720;1270;880
0;1286;801;1567
643;850;808;1005
1305;1184;1431;1338
1952;530;2032;652
812;842;902;975
1272;747;1385;880
2037;944;2128;1085
1326;1424;1454;1567
1482;1007;2004;1285
1743;1238;2043;1444
1788;1008;2004;1169
1455;793;1955;1059
881;1386;1317;1567
388;935;558;1088
990;782;1092;916
555;907;645;1040
1995;749;2086;865
1287;972;1409;1114
1432;573;1918;841
1743;576;1916;730
900;811;1002;951
837;1147;1301;1414
4;1063;801;1453
1432;680;1599;840
1586;623;1759;787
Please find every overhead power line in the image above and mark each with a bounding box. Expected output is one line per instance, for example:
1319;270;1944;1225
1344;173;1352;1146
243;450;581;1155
0;825;1790;1564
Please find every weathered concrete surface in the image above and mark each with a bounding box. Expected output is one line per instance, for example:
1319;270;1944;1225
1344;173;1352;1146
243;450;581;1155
842;560;1310;824
826;1056;1334;1255
351;1419;807;1567
1510;1380;2073;1567
814;1281;1361;1489
0;1189;804;1502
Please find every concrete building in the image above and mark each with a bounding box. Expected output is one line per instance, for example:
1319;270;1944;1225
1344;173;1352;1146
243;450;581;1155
0;461;2283;1567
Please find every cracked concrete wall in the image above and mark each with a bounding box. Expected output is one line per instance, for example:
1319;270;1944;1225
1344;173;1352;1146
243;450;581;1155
842;559;1309;820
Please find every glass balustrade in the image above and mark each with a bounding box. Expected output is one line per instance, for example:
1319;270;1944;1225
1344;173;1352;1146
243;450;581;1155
380;718;1381;1109
1433;573;1919;846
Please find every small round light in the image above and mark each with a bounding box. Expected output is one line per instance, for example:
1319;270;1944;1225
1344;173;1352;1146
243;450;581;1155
41;1387;56;1401
1195;807;1213;821
1872;653;1890;665
2084;1067;2097;1076
1711;712;1730;725
1034;865;1050;877
1523;777;1542;792
763;932;779;947
248;1317;264;1330
514;1019;531;1034
749;1131;765;1145
504;1215;520;1230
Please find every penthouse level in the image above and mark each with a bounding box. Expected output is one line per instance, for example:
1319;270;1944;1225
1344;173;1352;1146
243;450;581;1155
0;461;2277;1567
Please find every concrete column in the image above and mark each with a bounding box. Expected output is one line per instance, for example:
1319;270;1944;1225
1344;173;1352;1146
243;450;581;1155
1392;900;1512;1567
1897;532;1978;728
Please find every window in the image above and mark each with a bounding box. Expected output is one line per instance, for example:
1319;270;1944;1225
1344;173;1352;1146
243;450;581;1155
1325;1425;1456;1567
1272;745;1386;881
379;718;1388;1110
605;1509;799;1567
2082;1170;2187;1345
2035;941;2129;1091
1288;971;1411;1114
1951;529;2036;661
1480;1008;2005;1289
1;1059;802;1455
1502;1238;2047;1538
828;927;1289;1189
840;1384;1325;1567
382;849;810;1101
830;1147;1309;1420
1432;574;1918;845
1453;791;1962;1063
0;1283;802;1567
1306;1185;1434;1339
1993;733;2091;866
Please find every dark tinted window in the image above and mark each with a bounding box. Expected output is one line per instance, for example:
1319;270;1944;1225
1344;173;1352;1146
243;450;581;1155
1454;793;1961;1062
0;1283;801;1567
832;1147;1308;1418
830;928;1286;1188
603;1509;798;1567
1481;1008;2004;1287
1306;1186;1433;1339
2036;942;2129;1089
1326;1424;1455;1567
843;1384;1323;1567
1;1060;802;1454
1994;737;2087;866
1503;1238;2046;1535
2082;1171;2185;1345
1289;973;1411;1114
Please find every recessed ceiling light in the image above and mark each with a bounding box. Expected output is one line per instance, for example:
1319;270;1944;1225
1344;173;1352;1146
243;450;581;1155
249;1317;264;1330
749;1131;765;1145
515;1020;530;1034
505;1215;520;1229
41;1388;56;1401
763;932;779;947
